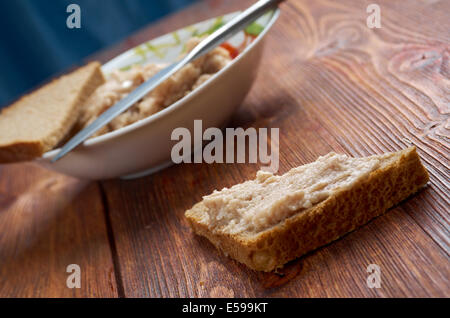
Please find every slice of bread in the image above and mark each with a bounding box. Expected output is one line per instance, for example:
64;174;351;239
185;147;429;272
0;62;104;163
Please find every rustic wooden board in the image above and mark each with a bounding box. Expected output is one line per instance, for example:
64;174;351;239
98;0;449;297
0;164;118;297
0;0;448;297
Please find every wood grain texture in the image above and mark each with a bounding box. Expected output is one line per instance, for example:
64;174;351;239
0;0;448;297
97;0;449;297
0;165;118;297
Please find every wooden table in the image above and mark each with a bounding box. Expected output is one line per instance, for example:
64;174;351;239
0;0;448;298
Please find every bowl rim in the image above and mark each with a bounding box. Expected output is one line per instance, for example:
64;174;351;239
43;8;280;159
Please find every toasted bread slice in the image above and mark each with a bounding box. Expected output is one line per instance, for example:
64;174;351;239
0;62;105;163
185;147;429;272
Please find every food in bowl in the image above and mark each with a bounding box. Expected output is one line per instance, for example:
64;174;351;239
77;38;233;137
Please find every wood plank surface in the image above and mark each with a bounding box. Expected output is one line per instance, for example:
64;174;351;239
0;0;448;297
0;164;118;297
97;0;449;297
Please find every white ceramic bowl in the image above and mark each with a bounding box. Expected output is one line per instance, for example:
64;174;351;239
38;9;280;180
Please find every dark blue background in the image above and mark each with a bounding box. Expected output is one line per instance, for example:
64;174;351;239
0;0;197;108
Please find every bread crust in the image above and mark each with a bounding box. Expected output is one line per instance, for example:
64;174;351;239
0;62;104;163
185;147;429;272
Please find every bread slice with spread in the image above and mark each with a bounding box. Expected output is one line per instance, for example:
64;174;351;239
186;147;429;272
